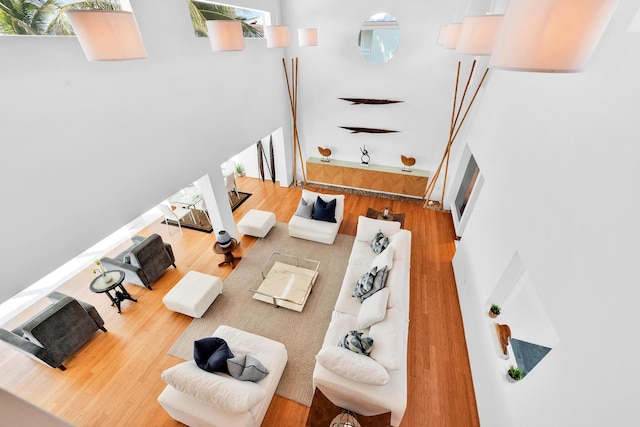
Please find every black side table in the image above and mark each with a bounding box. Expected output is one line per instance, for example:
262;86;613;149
90;270;137;313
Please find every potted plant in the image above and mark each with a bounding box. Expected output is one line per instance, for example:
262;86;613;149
488;304;501;318
507;365;524;382
235;163;245;177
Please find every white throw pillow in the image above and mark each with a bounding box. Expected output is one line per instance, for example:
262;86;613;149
370;246;394;271
316;346;390;385
357;287;390;329
355;216;401;242
369;308;404;371
161;360;266;413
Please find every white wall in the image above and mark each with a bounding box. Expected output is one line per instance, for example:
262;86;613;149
0;0;292;303
452;0;640;425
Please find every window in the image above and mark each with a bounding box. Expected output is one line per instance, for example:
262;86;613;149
0;0;123;36
187;0;269;38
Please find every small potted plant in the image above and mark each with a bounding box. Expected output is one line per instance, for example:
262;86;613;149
235;163;245;177
507;365;524;382
488;304;501;318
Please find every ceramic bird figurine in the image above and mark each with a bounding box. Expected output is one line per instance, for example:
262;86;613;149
401;155;416;172
318;146;332;162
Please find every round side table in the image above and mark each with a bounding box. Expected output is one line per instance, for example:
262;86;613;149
213;238;241;269
89;270;137;313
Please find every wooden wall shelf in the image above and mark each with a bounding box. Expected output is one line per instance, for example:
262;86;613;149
306;157;429;198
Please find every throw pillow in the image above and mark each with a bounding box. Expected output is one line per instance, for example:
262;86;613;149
370;230;389;254
315;346;389;385
369;308;404;371
370;246;394;272
359;266;389;302
294;197;313;218
357;287;390;329
193;337;234;374
312;196;337;223
227;354;270;382
161;361;266;413
122;253;131;263
355;215;401;242
338;330;374;356
353;266;378;298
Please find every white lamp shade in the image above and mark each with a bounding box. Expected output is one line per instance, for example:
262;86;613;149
489;0;619;72
456;15;504;55
298;28;318;47
66;10;147;61
437;25;448;46
206;20;244;51
443;23;462;49
264;25;290;48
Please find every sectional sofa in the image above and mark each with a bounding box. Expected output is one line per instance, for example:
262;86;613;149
312;216;411;426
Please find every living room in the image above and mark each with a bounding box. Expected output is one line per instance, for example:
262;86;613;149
1;0;640;426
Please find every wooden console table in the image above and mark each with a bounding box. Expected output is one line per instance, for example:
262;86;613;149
306;157;429;198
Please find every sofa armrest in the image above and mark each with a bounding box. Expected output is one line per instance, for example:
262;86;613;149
164;243;176;264
131;235;147;245
0;328;57;368
100;256;150;288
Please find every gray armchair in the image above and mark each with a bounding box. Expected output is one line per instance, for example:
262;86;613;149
100;233;176;290
0;291;106;371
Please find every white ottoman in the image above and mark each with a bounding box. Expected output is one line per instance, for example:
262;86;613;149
162;271;223;318
237;209;276;238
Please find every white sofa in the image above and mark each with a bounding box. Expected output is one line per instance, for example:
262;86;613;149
288;189;345;245
158;325;287;427
312;216;411;426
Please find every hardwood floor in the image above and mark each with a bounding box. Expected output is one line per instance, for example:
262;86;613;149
0;177;479;427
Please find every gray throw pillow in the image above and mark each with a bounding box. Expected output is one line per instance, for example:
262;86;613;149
338;330;374;356
123;253;132;264
353;266;378;298
359;266;388;302
294;197;313;218
227;354;270;382
370;230;389;254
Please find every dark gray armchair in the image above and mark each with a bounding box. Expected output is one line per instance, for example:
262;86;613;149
100;233;176;290
0;291;106;371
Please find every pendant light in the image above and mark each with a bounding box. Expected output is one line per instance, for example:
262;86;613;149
264;25;290;48
456;15;504;55
66;10;147;61
489;0;619;72
206;20;244;51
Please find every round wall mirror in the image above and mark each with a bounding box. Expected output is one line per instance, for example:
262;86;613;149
357;12;400;64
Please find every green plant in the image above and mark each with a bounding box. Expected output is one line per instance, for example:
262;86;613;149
235;164;244;174
490;304;501;315
508;365;524;381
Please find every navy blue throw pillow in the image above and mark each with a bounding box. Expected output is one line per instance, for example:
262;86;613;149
312;196;337;223
193;337;234;373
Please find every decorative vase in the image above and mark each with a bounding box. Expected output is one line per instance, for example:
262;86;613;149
488;310;497;318
217;230;232;248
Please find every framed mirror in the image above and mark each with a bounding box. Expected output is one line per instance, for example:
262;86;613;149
358;12;400;64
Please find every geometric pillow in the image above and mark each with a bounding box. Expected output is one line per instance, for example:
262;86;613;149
359;266;389;302
353;266;378;299
193;337;234;374
370;230;389;254
338;330;374;356
227;354;270;382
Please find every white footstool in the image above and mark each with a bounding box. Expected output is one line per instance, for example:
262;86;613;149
162;271;223;318
237;209;276;238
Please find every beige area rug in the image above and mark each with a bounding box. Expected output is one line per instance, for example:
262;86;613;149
167;222;354;406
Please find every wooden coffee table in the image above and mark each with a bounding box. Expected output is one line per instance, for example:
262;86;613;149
305;388;391;427
366;207;405;228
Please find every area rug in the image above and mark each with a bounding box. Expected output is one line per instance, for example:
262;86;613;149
230;191;251;211
167;222;354;406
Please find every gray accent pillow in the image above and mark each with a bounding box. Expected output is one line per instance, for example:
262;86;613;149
338;330;374;356
123;253;132;264
370;230;389;254
360;266;389;302
353;266;378;298
294;197;313;218
227;354;270;382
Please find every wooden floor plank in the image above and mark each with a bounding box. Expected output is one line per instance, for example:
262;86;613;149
0;177;479;427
